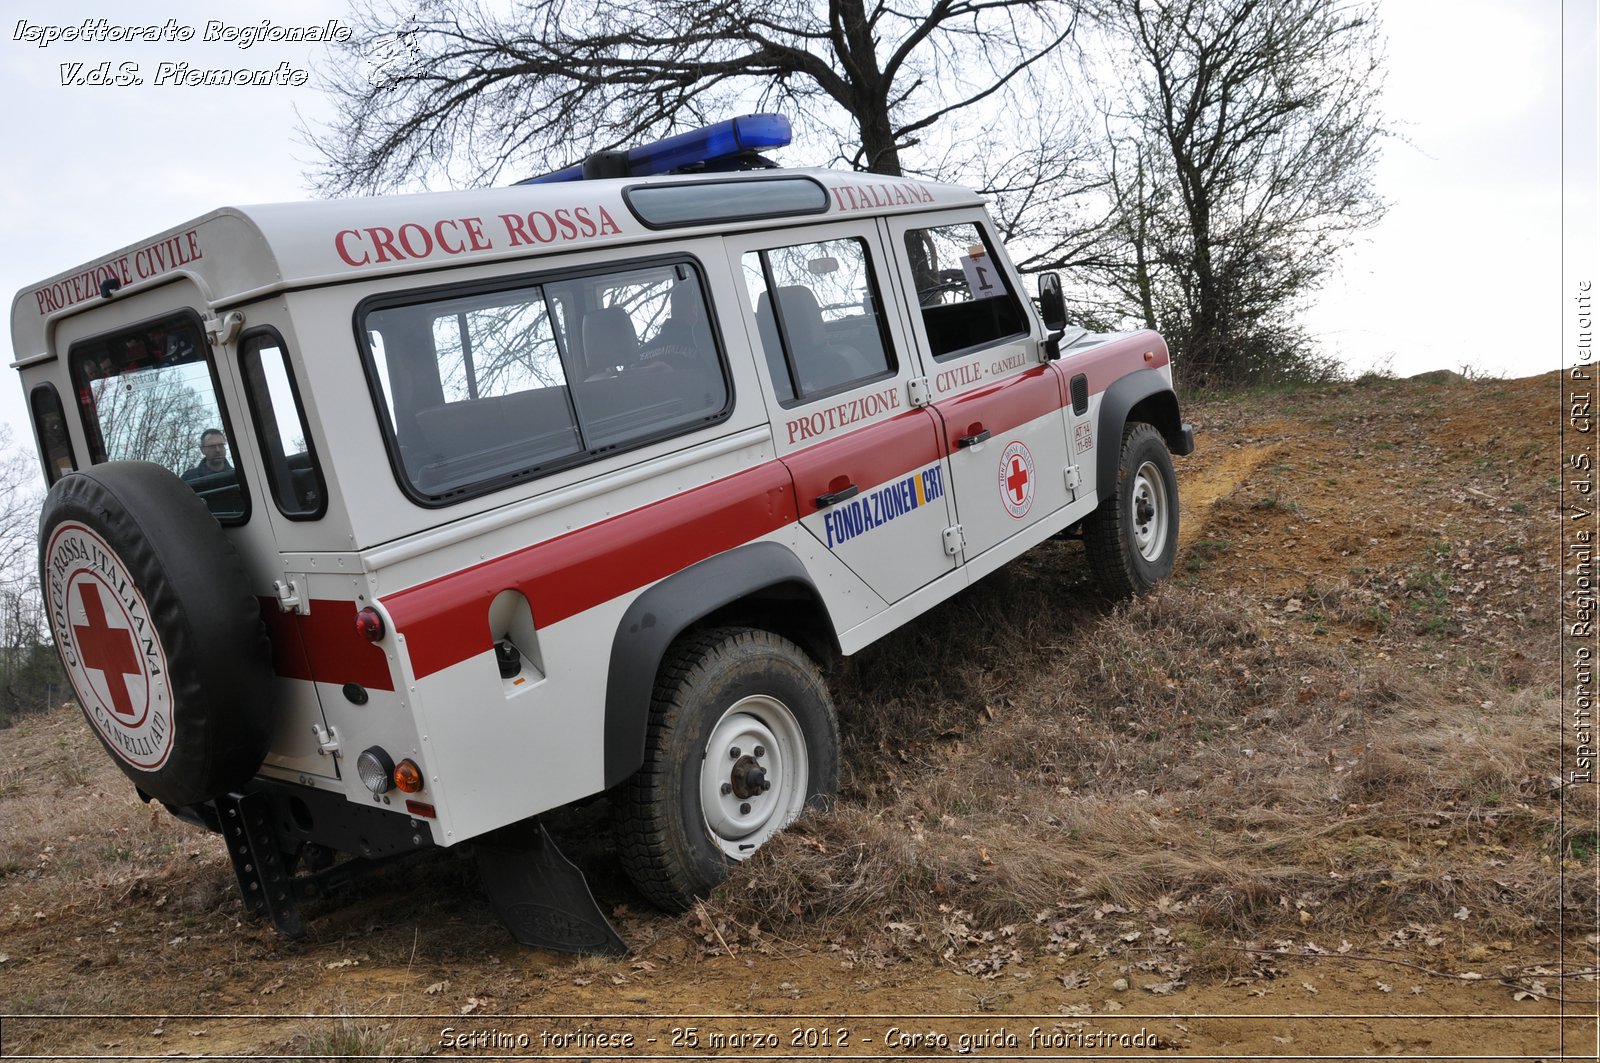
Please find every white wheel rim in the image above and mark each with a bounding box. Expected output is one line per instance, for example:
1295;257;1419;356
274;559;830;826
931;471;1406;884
700;695;809;859
1130;460;1170;562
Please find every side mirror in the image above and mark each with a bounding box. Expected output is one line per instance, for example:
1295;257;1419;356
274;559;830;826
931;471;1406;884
1037;272;1067;332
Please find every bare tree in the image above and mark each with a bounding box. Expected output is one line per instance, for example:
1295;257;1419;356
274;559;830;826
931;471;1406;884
309;0;1082;192
90;371;214;473
0;428;39;590
0;427;62;722
1088;0;1387;386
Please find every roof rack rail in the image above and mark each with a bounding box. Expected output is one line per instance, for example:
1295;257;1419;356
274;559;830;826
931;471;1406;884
516;113;792;185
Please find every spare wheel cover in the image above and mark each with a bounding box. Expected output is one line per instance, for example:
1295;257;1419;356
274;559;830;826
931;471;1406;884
39;461;274;807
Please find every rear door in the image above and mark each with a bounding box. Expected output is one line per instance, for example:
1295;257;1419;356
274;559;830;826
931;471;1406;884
60;293;341;782
728;223;958;604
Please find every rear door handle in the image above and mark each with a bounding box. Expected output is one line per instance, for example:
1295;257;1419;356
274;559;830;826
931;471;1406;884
815;484;859;508
957;429;991;448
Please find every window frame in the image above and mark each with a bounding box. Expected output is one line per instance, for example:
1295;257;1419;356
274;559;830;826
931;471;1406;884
743;235;899;410
353;254;735;508
66;308;251;525
900;219;1030;363
238;325;328;521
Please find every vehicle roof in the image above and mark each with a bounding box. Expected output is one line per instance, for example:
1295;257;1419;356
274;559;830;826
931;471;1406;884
10;168;983;365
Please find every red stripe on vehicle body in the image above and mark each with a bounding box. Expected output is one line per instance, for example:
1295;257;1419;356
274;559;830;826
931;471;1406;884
382;460;800;680
374;337;1168;683
782;410;945;515
259;599;397;692
932;365;1067;452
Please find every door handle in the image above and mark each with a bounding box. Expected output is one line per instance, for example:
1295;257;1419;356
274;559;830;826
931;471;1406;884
957;429;991;448
815;484;859;508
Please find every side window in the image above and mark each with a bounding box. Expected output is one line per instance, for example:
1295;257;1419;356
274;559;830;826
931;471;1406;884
902;222;1027;359
240;329;326;520
29;383;75;483
362;259;729;503
742;237;895;405
69;314;247;522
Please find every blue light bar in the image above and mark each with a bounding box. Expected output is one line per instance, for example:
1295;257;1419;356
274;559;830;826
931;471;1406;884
519;114;791;185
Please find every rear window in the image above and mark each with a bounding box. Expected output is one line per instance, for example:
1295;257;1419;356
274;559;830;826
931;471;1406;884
69;313;247;522
360;258;730;504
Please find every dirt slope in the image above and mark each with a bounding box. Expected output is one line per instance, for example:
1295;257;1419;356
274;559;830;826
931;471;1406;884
1;371;1594;1061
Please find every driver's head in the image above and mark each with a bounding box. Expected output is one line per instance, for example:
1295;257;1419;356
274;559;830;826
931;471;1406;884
198;428;227;467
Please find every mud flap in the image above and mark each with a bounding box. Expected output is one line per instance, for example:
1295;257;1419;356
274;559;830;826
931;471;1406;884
475;820;628;956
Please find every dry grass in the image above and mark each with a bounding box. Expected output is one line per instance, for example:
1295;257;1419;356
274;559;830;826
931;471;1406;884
705;567;1576;958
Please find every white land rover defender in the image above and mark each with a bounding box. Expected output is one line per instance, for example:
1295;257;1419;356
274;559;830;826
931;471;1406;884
13;116;1192;953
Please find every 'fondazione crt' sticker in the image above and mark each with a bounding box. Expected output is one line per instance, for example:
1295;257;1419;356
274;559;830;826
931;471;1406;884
822;463;946;549
44;523;175;770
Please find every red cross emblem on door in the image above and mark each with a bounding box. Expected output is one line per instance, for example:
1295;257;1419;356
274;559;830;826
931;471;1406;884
1006;456;1030;504
998;440;1035;518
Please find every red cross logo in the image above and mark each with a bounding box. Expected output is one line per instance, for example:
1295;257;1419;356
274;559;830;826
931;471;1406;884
72;582;141;719
999;441;1035;518
1006;456;1031;504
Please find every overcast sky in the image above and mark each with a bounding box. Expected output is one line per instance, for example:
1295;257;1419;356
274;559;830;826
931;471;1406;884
0;1;1590;455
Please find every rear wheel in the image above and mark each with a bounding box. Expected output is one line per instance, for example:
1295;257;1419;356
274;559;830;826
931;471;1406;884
1086;423;1180;598
616;628;839;911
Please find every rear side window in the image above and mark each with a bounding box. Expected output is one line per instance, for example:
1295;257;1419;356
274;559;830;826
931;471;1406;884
742;237;895;405
69;313;247;523
29;383;75;483
902;221;1027;359
360;259;729;504
240;329;326;520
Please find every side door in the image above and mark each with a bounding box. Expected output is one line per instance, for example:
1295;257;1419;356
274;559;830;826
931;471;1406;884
884;214;1078;562
727;224;958;604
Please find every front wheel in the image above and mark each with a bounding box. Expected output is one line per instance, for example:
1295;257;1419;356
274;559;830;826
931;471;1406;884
1085;423;1180;598
616;628;839;911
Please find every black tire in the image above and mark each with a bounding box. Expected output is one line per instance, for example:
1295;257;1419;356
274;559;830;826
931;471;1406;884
38;462;275;807
1085;422;1180;598
616;628;839;911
